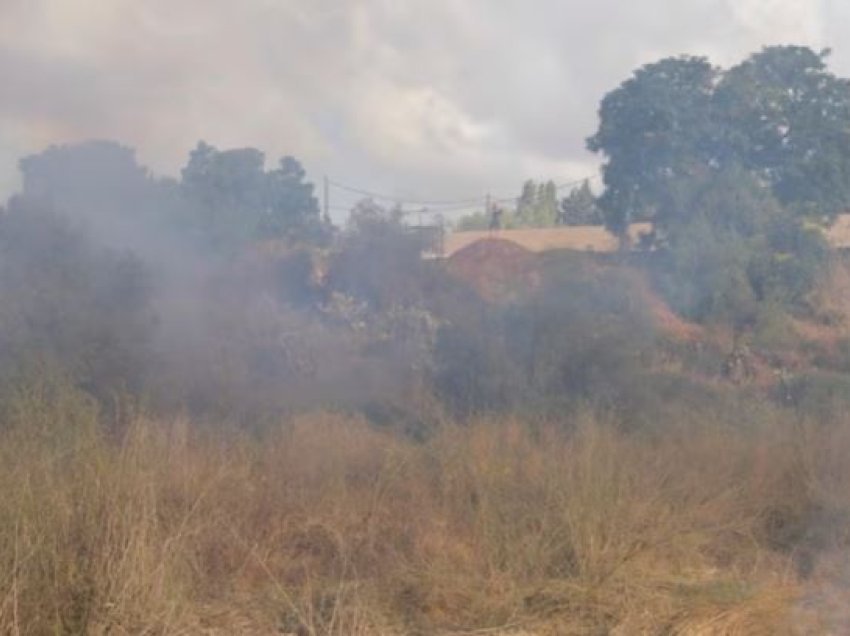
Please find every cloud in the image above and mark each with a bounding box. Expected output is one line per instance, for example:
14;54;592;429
0;0;847;214
726;0;824;47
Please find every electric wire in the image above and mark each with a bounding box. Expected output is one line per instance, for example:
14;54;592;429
325;173;600;215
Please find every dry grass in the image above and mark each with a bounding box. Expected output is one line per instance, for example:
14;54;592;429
825;215;850;250
446;213;850;258
443;224;653;257
1;397;849;634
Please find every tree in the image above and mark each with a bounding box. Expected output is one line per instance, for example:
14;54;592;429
537;181;559;226
455;211;490;231
180;141;325;249
515;179;559;227
261;156;328;241
588;46;850;237
181;143;265;243
586;46;843;322
716;46;850;218
19;140;151;207
328;199;427;310
16;141;173;251
559;180;602;225
347;198;404;231
516;180;538;225
587;56;721;236
0;198;156;402
652;168;828;324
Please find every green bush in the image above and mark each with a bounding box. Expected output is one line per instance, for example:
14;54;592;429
651;170;829;328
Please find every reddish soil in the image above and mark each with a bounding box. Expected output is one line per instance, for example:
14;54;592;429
625;271;705;343
446;237;706;344
446;238;542;303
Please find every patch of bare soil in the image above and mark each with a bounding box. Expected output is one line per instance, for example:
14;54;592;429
446;237;542;303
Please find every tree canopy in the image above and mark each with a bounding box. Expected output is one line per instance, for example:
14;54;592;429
559;180;602;226
0;197;155;400
587;46;841;323
180;141;326;249
717;46;850;217
516;180;559;227
588;46;850;236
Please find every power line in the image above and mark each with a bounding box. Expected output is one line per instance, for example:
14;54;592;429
327;200;477;213
326;173;601;215
327;179;485;207
491;175;600;205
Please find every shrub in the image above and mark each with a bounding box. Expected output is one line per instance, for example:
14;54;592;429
433;260;657;416
0;199;156;407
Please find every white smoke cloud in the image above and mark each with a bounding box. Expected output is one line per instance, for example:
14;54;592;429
0;0;847;211
726;0;825;47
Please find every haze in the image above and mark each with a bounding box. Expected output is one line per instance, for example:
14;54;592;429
3;0;850;211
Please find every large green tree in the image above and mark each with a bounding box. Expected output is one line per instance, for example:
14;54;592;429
0;198;156;401
587;46;841;323
17;141;172;247
180;141;325;249
652;167;827;323
587;56;721;235
515;179;559;227
588;46;850;237
716;46;850;218
558;180;602;225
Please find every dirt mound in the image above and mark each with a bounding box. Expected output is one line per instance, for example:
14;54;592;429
447;238;704;342
446;238;541;302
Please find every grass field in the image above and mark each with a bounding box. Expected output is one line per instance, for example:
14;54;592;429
3;391;850;634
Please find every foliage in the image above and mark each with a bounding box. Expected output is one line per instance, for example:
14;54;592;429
0;199;155;403
516;179;559;227
18;139;330;254
509;264;655;406
17;140;176;250
587;56;720;235
558;180;602;225
588;46;850;235
180;141;328;249
588;48;840;324
18;140;153;208
2;405;835;633
716;46;850;217
649;168;828;324
328;200;430;310
433;259;656;415
433;305;524;414
455;210;491;231
455;180;565;231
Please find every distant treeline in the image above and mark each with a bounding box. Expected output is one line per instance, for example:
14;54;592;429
2;45;850;431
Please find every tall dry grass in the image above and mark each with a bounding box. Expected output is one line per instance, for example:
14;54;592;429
1;396;848;634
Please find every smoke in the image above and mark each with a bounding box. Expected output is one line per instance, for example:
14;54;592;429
3;0;848;206
0;138;448;426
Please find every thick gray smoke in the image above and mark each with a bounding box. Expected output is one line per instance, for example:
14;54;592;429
0;139;445;426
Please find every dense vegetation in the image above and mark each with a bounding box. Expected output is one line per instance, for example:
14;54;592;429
4;44;850;633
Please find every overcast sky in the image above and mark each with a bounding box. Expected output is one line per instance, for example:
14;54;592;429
2;0;849;217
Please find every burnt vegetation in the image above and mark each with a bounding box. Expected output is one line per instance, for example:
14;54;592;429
5;45;850;633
